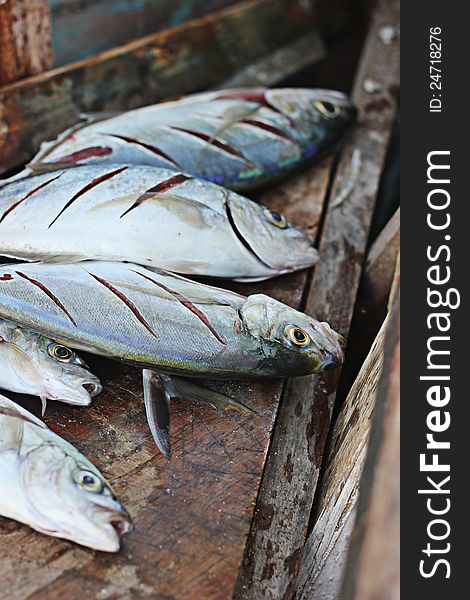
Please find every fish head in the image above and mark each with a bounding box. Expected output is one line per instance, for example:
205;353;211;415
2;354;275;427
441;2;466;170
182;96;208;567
32;334;102;406
266;88;357;144
239;294;344;375
20;444;132;552
226;193;318;275
0;323;102;406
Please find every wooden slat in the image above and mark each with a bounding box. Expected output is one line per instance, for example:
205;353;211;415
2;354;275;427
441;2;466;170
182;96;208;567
218;31;326;88
0;0;52;85
235;0;399;597
0;158;329;600
365;207;400;312
336;206;400;397
0;0;317;174
295;315;389;600
341;262;400;600
295;256;400;600
48;0;238;67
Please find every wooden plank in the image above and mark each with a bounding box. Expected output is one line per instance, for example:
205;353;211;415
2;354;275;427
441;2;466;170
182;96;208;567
295;315;389;600
0;0;317;174
336;206;399;397
218;31;326;88
365;207;400;312
0;158;329;600
295;256;400;600
48;0;238;67
341;263;400;600
0;0;52;85
235;0;399;597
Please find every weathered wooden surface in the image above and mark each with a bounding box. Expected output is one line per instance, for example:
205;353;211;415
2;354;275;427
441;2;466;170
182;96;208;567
0;0;52;85
336;206;400;402
49;0;238;66
365;207;400;314
47;0;356;68
295;263;398;600
341;264;400;600
235;0;399;597
219;31;326;88
295;320;388;600
0;0;318;174
0;156;328;599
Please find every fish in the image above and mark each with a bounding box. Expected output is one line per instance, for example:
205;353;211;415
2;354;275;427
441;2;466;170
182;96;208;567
0;318;102;414
0;261;344;380
6;88;356;191
0;164;318;281
0;261;343;458
0;316;246;459
0;393;132;551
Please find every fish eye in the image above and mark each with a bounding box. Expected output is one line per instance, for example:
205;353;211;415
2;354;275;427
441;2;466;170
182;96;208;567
266;209;288;229
48;343;73;362
75;469;104;493
315;100;340;118
285;325;311;347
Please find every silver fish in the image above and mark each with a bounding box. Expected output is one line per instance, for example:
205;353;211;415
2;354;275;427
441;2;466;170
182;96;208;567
0;261;344;379
0;164;317;281
9;88;356;191
0;393;132;551
0;318;102;414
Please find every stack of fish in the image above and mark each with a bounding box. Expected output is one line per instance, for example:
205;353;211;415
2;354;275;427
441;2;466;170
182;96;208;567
0;87;355;551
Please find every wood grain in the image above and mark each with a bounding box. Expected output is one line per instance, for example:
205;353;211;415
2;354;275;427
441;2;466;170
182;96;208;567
235;0;399;597
0;0;52;85
341;262;400;600
218;31;326;88
365;207;400;312
336;206;399;404
48;0;238;67
0;0;317;174
295;308;392;599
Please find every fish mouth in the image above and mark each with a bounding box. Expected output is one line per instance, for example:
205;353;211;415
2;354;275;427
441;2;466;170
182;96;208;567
97;503;133;539
321;355;342;371
52;381;102;406
110;516;133;537
82;382;102;397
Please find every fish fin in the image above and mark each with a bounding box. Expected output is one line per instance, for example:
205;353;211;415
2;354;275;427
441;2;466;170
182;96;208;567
193;106;260;169
40;396;47;417
79;111;124;121
26;162;81;174
142;369;171;460
91;190;221;217
0;406;24;451
0;341;50;413
35;254;92;264
0;394;47;430
0;168;35;187
142;192;221;215
0;253;90;264
206;105;260;139
161;374;257;414
141;266;245;304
